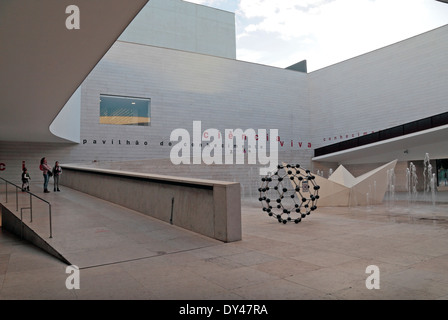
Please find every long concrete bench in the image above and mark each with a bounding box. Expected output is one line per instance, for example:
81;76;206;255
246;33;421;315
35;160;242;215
60;164;242;242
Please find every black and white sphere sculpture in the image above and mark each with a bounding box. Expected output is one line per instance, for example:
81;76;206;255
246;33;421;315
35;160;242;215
259;164;320;224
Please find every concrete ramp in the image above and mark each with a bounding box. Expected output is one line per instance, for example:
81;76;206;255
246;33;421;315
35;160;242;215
0;183;222;268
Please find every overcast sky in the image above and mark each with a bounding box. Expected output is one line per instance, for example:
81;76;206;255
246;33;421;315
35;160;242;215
185;0;448;72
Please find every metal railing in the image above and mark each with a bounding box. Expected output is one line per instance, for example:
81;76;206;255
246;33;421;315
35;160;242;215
0;177;52;238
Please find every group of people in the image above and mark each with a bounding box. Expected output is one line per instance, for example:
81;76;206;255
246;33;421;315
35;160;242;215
21;157;62;193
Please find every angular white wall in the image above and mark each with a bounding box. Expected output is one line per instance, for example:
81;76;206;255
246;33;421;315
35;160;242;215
309;25;448;152
49;87;81;143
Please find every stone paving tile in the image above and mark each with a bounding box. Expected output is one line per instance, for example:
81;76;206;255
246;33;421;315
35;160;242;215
73;265;154;300
412;254;448;273
369;248;433;267
250;257;322;279
332;281;436;300
145;275;240;300
219;251;279;267
396;238;448;257
231;278;334;300
384;268;448;298
285;266;366;294
290;250;360;268
200;266;279;291
332;257;408;277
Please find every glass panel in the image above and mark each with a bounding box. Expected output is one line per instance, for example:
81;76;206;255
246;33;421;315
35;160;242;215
100;95;150;126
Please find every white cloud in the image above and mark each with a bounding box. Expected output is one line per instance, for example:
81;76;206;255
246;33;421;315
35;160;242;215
236;0;448;70
185;0;448;71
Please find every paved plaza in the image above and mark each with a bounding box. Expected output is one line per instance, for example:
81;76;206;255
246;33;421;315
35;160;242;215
1;182;448;300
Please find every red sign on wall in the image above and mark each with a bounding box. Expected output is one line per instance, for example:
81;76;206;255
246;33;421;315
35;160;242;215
0;163;5;171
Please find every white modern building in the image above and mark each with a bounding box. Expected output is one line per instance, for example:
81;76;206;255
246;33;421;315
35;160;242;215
1;0;448;197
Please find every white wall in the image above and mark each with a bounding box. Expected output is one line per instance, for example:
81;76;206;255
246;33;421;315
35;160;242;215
309;24;448;151
78;41;310;164
119;0;236;59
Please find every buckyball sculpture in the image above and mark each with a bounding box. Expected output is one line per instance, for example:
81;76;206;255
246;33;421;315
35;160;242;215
259;164;320;224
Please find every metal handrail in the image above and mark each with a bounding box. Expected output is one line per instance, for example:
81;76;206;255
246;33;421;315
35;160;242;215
0;177;52;238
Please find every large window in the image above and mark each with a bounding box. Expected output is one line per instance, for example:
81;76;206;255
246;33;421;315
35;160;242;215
100;95;151;126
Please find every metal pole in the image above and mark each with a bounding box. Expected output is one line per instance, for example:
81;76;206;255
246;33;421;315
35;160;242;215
20;207;24;240
5;181;7;203
30;193;33;222
15;186;18;211
170;197;174;225
49;204;52;238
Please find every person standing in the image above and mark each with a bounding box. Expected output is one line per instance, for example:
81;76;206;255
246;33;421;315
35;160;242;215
21;167;31;191
39;157;52;193
52;161;62;192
